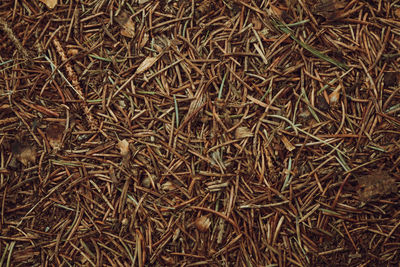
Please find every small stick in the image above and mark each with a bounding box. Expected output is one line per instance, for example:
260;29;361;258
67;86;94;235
52;37;98;130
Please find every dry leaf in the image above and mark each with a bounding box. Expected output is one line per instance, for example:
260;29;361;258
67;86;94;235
383;72;399;87
395;8;400;19
117;139;130;157
141;175;151;188
311;0;346;20
268;4;284;18
161;255;175;265
120;18;135;38
39;0;57;9
196;0;214;16
46;123;64;150
135;57;157;74
316;95;329;112
116;12;135;38
285;0;297;7
12;142;36;166
195;215;211;232
235;126;253;139
161;181;176;191
142;172;157;188
251;16;262;31
281;135;295;151
329;84;341;104
153;43;163;54
67;48;79;56
139;33;149;49
357;171;397;202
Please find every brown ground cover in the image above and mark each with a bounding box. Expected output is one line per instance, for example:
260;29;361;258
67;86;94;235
1;0;400;266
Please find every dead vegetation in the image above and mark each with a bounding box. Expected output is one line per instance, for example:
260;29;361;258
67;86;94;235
0;0;400;266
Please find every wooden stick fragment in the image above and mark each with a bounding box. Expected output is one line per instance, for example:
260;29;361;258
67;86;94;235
52;37;98;129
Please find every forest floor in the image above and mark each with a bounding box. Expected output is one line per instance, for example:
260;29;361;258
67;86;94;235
1;0;400;266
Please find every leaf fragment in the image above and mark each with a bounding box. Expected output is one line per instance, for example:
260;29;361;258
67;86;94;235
120;18;135;38
357;171;397;202
46;123;64;150
195;215;211;232
116;12;135;38
139;33;149;49
281;135;295;152
135;57;157;75
12;142;36;166
39;0;57;9
329;84;341;104
235;126;253;139
311;0;346;20
117;139;130;157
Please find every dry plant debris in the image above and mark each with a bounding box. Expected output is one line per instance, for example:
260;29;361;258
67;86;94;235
116;11;136;38
357;170;397;202
117;139;130;158
310;0;347;20
46;123;64;150
11;141;37;167
0;0;400;266
135;56;158;75
195;215;212;233
38;0;57;9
